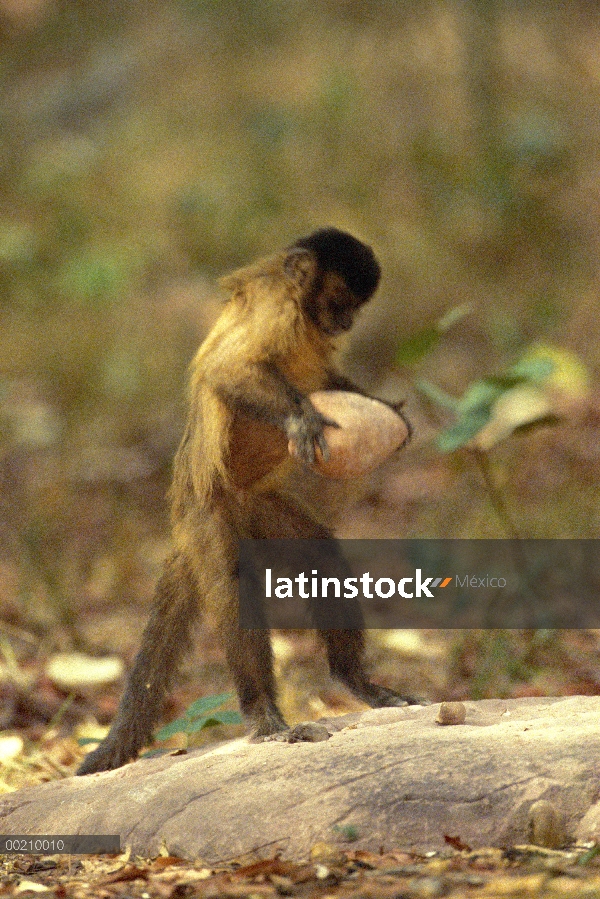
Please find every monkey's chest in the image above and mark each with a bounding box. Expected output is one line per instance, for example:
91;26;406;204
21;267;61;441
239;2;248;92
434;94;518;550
227;413;289;490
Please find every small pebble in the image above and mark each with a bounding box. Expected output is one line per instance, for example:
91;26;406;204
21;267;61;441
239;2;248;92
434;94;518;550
436;702;466;725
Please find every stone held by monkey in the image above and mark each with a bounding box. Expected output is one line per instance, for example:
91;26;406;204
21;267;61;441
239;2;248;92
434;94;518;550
77;227;415;776
290;390;411;478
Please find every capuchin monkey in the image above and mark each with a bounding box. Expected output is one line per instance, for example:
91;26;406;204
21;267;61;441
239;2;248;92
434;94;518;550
78;227;414;775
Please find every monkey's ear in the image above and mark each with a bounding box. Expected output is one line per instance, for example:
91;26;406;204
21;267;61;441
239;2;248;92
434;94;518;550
284;247;316;287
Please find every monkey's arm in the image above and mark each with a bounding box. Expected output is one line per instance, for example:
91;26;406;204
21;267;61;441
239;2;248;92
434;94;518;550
211;361;338;464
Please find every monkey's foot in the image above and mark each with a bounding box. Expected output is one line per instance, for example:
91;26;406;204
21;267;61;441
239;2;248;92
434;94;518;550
343;679;428;709
368;686;426;707
77;733;144;775
247;704;289;742
259;722;331;744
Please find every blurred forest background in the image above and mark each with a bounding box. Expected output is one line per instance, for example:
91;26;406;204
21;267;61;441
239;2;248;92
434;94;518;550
1;0;600;783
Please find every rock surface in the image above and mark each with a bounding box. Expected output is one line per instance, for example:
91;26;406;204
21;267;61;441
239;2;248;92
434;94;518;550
1;697;599;861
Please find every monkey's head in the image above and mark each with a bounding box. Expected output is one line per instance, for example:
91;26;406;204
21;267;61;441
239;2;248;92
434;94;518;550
286;228;381;336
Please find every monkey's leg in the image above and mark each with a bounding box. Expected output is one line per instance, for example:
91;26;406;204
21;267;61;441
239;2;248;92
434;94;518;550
321;629;422;707
227;491;339;738
77;553;199;774
285;525;420;709
218;603;288;738
182;499;289;740
219;558;286;737
243;492;419;713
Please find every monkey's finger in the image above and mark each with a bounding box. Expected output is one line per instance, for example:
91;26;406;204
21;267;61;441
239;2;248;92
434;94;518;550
298;434;316;464
316;432;330;462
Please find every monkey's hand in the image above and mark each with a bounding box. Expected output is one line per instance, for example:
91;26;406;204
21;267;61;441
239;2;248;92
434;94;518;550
285;403;339;465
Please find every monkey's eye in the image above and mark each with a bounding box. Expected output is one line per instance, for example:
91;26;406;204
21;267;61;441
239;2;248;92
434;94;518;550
325;304;354;334
330;296;361;318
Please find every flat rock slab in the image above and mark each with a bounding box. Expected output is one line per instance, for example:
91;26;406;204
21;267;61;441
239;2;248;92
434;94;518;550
1;697;600;861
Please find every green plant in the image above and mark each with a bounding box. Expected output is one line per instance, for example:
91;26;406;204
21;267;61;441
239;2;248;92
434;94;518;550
399;313;591;691
332;824;359;842
402;313;588;535
153;692;242;744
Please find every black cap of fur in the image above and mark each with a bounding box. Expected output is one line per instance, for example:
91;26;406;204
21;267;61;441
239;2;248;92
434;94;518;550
292;228;381;300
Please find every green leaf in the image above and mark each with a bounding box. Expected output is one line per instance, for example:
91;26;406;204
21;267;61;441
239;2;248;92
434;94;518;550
207;709;242;725
185;710;243;734
517;344;589;398
416;379;461;413
155;716;194;741
396;304;472;366
457;380;505;414
508;357;555;383
184;692;235;718
395;328;440;365
185;716;222;734
437;408;493;452
420;344;565;454
153;693;240;741
435;379;506;451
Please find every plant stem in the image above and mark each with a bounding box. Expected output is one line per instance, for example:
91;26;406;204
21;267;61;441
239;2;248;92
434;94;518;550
471;447;522;539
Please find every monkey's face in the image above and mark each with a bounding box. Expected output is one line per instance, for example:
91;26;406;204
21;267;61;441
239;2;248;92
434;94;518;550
286;228;381;337
304;270;369;336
